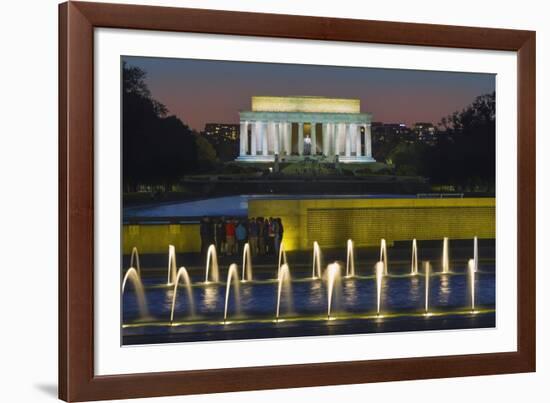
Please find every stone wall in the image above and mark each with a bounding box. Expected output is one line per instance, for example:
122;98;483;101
122;223;200;254
249;197;495;251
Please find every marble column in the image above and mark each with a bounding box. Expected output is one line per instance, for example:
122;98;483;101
329;123;335;156
286;122;292;155
366;123;372;158
254;122;261;155
261;122;268;156
254;121;262;155
298;122;304;155
311;123;317;155
322;123;329;156
327;124;332;156
250;122;257;155
274;122;280;155
350;123;356;155
282;122;288;155
240;121;248;156
355;124;362;156
345;124;351;157
278;122;285;155
334;123;341;156
267;121;274;155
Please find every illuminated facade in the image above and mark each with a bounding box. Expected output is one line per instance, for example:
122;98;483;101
236;96;375;163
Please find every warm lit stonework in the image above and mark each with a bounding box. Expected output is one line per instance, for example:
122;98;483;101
236;96;375;163
251;95;360;114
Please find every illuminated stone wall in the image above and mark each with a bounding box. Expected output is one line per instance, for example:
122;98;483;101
248;198;495;251
122;198;495;254
122;223;200;254
251;96;360;114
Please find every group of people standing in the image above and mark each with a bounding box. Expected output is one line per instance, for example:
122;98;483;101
199;216;284;257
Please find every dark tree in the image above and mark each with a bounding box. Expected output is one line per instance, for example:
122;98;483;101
123;63;167;117
122;62;215;191
387;142;430;176
204;135;239;162
385;92;495;192
429;92;496;191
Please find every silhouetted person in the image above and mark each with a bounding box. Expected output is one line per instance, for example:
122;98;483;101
214;218;225;254
272;218;281;256
267;217;275;255
257;217;266;255
218;217;227;255
225;218;236;256
248;217;258;256
275;218;284;255
236;220;248;256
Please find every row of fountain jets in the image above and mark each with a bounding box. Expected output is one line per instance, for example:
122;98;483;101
122;236;480;324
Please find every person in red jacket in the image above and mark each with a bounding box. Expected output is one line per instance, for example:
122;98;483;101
225;218;236;256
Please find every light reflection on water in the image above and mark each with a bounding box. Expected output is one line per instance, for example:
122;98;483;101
343;279;358;306
438;274;451;305
408;276;420;302
307;280;323;307
240;283;254;314
202;284;220;311
164;288;174;312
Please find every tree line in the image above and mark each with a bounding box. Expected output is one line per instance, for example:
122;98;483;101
387;92;496;191
122;62;219;192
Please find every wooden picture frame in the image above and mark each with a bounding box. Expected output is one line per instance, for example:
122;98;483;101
59;1;536;401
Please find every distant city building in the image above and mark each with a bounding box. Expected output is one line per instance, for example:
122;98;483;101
372;122;409;137
236;96;375;163
370;122;385;138
371;122;415;145
203;123;240;141
413;122;437;144
385;123;409;136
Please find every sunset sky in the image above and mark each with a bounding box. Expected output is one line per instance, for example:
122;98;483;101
123;56;495;132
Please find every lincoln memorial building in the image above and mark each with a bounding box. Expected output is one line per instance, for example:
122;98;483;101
236;96;375;163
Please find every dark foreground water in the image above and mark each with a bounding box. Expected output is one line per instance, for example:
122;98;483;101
122;262;495;345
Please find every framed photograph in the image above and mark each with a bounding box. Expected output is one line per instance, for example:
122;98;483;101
59;1;536;401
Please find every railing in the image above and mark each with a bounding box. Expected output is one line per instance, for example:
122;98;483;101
416;193;464;198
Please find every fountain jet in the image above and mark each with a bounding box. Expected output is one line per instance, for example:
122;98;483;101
326;262;342;319
169;266;195;322
468;259;476;311
122;267;149;319
241;242;253;282
130;246;141;276
424;261;431;313
223;264;241;323
312;241;322;279
277;241;288;276
204;244;220;283
411;239;418;275
167;245;177;285
345;239;355;277
379;239;388;275
473;236;479;273
442;237;450;274
375;261;384;315
275;263;293;321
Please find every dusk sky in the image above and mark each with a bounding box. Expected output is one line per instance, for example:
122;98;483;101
123;56;495;132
